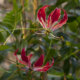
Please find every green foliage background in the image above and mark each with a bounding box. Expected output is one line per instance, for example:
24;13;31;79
0;0;80;80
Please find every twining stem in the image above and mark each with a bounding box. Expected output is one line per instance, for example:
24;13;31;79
41;39;52;79
3;27;16;45
20;0;27;39
3;10;17;45
44;37;53;63
41;34;53;80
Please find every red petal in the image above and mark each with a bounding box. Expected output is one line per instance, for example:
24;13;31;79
52;9;68;31
27;53;33;67
37;5;49;28
34;54;44;67
59;9;68;25
27;53;33;60
47;8;61;28
14;49;19;56
21;48;29;64
33;58;54;72
45;62;50;66
33;66;50;72
14;49;27;65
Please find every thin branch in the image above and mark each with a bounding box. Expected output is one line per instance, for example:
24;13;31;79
20;0;27;39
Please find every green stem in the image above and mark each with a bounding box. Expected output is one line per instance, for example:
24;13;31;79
20;0;27;39
3;0;17;45
0;28;43;32
44;37;53;63
41;34;53;80
3;26;16;45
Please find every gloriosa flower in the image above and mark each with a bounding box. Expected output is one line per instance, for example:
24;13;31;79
37;5;68;31
14;48;54;72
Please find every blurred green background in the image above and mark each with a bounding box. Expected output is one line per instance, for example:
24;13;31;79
0;0;80;80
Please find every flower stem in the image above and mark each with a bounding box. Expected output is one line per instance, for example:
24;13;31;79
20;0;27;39
44;36;53;63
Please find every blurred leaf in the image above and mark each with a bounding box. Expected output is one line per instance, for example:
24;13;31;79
0;28;7;42
63;59;70;75
56;32;70;41
13;0;19;11
77;16;80;23
0;45;10;51
56;0;69;6
67;16;77;22
68;21;78;32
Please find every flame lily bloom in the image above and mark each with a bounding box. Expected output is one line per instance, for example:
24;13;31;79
14;48;54;72
37;5;68;31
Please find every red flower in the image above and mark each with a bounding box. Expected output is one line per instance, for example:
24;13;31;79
37;5;68;31
14;48;54;72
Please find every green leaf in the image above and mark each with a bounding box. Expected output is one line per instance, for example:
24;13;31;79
63;59;70;75
77;16;80;23
68;21;79;32
0;45;10;51
56;0;69;6
0;28;7;42
13;0;19;11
